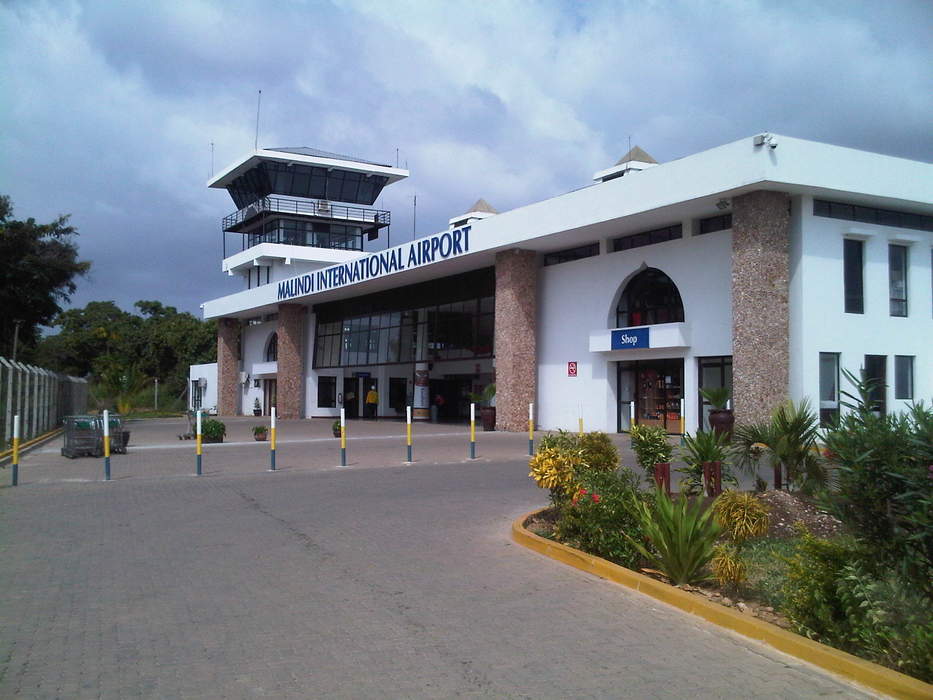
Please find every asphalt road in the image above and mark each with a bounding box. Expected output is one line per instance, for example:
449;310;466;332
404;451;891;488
0;424;873;699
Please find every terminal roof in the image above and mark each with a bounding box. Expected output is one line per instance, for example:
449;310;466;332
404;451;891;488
616;146;657;165
209;147;409;208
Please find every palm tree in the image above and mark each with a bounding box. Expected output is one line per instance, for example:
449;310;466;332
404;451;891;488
732;399;825;492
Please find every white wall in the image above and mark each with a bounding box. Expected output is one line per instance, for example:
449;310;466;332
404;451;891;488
241;320;277;413
792;195;932;414
537;222;733;433
188;363;218;413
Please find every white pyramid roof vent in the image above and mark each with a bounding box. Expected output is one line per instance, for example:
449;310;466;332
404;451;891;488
449;198;499;228
592;146;659;182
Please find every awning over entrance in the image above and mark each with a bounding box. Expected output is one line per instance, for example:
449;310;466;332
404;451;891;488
588;322;690;353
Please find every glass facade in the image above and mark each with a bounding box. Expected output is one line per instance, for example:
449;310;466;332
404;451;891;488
227;161;389;209
313;269;495;369
814;199;933;232
247;217;364;251
543;242;599;266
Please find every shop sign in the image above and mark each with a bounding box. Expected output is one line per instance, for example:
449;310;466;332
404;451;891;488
276;225;472;301
611;327;650;350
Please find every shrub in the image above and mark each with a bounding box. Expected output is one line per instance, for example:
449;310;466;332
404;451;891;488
711;491;770;588
625;490;720;585
712;544;746;588
713;491;770;544
201;418;226;441
823;372;933;596
577;431;620;473
732;399;826;492
529;446;585;504
530;431;620;506
782;529;933;682
781;529;865;642
678;430;735;495
835;562;933;682
554;467;647;569
630;424;672;483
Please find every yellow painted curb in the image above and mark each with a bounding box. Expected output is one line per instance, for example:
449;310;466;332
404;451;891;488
513;509;933;700
0;428;63;461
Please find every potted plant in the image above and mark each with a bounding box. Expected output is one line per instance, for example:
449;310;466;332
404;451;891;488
252;425;268;441
332;419;342;438
630;424;673;485
700;386;734;437
201;418;226;443
678;429;733;495
468;383;496;431
253;397;262;416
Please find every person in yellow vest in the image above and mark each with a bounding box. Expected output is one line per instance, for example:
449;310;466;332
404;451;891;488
365;385;379;420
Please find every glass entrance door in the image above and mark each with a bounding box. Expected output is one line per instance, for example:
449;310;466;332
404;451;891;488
619;359;683;433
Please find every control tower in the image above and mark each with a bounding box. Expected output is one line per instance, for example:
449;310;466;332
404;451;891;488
208;147;409;289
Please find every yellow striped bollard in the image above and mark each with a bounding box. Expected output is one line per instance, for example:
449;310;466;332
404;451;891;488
11;414;20;486
469;402;476;459
269;406;277;471
103;409;111;481
339;408;347;467
406;405;413;463
195;409;203;476
528;402;534;456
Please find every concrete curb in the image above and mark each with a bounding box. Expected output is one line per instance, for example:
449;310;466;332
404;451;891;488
512;508;932;700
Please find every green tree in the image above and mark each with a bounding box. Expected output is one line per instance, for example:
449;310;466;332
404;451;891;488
0;195;91;357
34;301;141;377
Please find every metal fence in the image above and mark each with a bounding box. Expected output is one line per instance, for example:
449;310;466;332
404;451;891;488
0;357;88;445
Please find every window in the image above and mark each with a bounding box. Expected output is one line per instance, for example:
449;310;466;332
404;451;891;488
889;244;908;316
265;333;278;362
864;355;886;416
843;239;864;314
611;224;682;252
697;214;732;235
819;353;840;426
814;199;933;232
312;269;496;369
317;376;337;408
543;242;600;266
894;356;914;400
616;268;684;328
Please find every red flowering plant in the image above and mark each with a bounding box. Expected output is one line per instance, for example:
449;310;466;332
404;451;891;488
555;467;649;569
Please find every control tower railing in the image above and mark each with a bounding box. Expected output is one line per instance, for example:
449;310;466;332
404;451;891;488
223;196;391;232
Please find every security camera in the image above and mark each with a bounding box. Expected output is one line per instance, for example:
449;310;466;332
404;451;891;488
768;136;778;149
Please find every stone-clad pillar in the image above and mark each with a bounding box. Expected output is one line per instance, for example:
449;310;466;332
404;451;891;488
731;190;791;425
217;318;240;416
277;304;304;419
494;249;537;431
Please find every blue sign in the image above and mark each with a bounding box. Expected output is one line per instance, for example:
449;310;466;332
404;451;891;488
611;327;650;350
276;225;471;301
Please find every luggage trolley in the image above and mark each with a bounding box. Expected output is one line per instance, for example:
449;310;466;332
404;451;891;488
61;414;127;458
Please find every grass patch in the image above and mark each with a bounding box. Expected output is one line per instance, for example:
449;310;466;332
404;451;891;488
738;537;796;608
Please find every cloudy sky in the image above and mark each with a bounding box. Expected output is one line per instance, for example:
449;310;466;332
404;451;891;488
2;0;931;318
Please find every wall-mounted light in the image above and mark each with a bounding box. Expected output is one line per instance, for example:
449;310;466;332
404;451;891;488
716;199;731;211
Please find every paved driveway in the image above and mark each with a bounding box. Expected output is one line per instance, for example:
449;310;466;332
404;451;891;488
0;426;871;698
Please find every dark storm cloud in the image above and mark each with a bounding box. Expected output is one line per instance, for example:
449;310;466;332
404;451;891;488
0;0;930;320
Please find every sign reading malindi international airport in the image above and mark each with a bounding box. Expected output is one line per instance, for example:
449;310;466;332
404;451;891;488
276;226;471;301
611;327;650;350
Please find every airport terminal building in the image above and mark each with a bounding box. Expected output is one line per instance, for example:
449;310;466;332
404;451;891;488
195;134;932;432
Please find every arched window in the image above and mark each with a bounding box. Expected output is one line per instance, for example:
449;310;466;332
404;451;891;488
616;268;684;328
265;333;278;361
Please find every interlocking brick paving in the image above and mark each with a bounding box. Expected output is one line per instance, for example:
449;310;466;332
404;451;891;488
0;423;872;698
